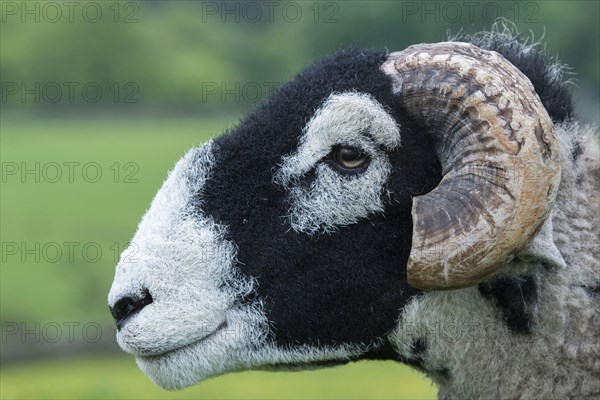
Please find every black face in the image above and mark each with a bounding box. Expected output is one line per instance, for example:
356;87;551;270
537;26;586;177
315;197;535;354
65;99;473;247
199;48;442;352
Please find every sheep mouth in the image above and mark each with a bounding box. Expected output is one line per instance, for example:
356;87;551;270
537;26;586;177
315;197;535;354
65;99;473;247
136;321;229;359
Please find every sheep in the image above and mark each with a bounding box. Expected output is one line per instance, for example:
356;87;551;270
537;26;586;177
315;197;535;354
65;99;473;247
108;26;599;400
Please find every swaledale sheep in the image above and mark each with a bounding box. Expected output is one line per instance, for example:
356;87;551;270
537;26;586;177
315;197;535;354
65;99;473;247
109;28;599;399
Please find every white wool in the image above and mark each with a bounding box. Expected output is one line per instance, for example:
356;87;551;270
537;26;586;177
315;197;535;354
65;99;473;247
389;122;600;400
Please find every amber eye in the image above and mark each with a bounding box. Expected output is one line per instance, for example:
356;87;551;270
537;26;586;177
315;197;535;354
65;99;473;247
330;146;370;171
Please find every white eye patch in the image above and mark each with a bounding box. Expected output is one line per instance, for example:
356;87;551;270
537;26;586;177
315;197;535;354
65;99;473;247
274;92;401;234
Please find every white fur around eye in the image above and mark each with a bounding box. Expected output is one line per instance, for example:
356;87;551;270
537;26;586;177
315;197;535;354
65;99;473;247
274;92;401;234
286;155;392;234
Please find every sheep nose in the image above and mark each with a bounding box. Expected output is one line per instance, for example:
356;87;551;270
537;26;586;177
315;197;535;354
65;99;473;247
109;289;153;330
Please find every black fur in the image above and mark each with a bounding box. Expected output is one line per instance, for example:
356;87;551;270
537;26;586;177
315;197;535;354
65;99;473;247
411;338;427;359
198;34;571;357
396;338;427;371
478;275;539;334
397;337;450;380
362;339;401;361
435;368;451;380
580;284;600;296
201;48;436;349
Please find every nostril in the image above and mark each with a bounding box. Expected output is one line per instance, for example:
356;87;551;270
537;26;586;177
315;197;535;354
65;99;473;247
109;288;153;331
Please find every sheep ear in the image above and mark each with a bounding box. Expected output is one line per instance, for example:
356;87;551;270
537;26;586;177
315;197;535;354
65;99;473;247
516;217;566;269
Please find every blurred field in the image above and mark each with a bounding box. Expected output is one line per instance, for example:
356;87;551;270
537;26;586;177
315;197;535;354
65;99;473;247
0;118;436;399
1;356;437;399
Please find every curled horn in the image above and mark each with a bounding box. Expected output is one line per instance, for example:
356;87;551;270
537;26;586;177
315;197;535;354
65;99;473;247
381;42;561;290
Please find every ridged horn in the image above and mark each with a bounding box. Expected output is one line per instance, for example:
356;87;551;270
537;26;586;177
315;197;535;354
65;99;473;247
380;42;561;290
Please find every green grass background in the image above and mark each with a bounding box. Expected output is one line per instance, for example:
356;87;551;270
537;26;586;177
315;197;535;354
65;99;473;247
1;356;436;399
0;118;437;399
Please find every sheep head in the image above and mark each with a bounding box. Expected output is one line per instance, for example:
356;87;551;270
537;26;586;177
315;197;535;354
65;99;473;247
108;42;561;389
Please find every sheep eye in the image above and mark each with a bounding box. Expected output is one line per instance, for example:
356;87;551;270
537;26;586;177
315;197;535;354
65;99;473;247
330;146;370;171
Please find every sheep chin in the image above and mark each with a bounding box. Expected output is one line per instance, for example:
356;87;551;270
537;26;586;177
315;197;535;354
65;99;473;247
133;303;369;390
131;303;266;389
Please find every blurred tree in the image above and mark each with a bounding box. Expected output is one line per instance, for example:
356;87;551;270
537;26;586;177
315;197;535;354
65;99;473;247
0;0;597;120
